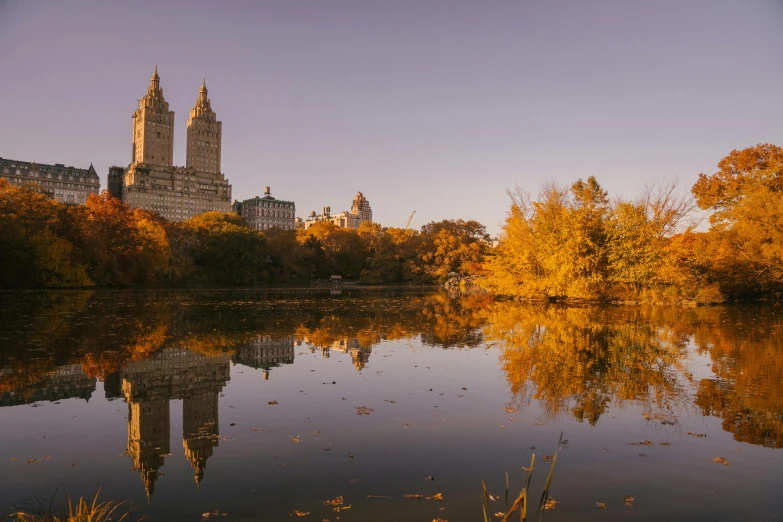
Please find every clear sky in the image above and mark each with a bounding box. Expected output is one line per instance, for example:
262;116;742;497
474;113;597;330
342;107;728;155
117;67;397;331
1;0;782;233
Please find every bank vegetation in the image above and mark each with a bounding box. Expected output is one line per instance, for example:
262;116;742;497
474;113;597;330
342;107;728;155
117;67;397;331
2;144;782;301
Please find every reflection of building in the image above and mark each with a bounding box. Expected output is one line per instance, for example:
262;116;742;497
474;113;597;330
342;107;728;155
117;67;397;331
0;364;96;406
120;348;230;501
232;187;296;232
0;157;100;204
302;337;372;370
303;192;373;230
232;335;294;379
110;68;232;221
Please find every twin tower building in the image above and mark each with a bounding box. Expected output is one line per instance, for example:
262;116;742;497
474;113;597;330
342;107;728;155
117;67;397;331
108;67;232;221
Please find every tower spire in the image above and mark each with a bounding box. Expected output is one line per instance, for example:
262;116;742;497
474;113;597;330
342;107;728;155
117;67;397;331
150;65;160;90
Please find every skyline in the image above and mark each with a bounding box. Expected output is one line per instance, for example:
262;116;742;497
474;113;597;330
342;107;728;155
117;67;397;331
2;1;783;232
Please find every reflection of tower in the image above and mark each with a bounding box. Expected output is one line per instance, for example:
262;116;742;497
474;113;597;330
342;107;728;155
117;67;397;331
121;348;230;501
126;398;170;502
183;390;219;488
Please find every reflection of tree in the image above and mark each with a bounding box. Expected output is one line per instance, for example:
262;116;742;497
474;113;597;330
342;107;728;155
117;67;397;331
5;290;781;449
484;304;690;425
691;306;783;448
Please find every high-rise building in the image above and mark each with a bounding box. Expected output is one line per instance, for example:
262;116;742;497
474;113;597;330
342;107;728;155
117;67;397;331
110;67;232;221
1;157;100;204
232;186;296;231
351;191;373;223
186;80;222;174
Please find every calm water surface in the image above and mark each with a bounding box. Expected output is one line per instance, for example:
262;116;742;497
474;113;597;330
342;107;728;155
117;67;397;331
1;289;782;521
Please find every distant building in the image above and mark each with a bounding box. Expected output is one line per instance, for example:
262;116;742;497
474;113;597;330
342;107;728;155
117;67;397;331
0;157;100;204
484;237;502;248
304;192;373;230
109;68;232;221
232;186;296;231
351;191;373;222
108;165;125;200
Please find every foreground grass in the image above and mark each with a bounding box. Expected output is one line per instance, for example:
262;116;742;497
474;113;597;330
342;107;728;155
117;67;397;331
482;433;563;522
11;490;139;522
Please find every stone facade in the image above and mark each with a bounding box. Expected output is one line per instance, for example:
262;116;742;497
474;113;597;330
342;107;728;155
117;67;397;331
186;80;222;174
232;186;295;231
0;157;100;204
110;67;232;221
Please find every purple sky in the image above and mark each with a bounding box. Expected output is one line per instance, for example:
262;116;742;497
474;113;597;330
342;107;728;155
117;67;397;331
1;0;782;233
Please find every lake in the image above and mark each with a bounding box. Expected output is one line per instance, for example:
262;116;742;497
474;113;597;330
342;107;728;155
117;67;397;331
1;289;781;521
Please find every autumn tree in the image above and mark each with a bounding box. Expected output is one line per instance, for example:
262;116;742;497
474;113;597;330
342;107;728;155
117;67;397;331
183;211;267;285
0;179;91;288
692;144;783;294
416;219;490;281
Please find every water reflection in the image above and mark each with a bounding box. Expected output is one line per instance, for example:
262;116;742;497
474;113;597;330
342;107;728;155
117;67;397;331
1;289;782;517
485;303;783;445
118;348;230;500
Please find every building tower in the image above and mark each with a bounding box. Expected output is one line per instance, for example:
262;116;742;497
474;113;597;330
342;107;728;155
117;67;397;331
186;79;222;174
351;192;373;223
131;66;174;168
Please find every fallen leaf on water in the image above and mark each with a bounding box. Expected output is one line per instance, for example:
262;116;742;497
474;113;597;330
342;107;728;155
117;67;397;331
230;423;236;427
504;406;516;413
10;458;17;461
26;459;39;464
323;496;344;506
543;498;558;510
710;456;730;466
292;436;300;444
333;505;351;512
432;518;448;522
404;494;422;499
289;510;310;517
629;440;654;446
623;495;635;506
687;432;707;438
311;430;320;436
494;513;505;519
355;406;374;415
268;401;278;405
426;493;443;501
659;442;672;446
596;502;606;509
425;476;435;481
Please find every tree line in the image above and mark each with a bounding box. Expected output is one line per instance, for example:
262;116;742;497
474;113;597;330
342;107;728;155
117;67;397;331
481;143;783;302
2;143;781;299
0;180;489;288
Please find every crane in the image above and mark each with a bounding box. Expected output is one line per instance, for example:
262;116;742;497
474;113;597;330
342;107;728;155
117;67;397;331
404;210;416;231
